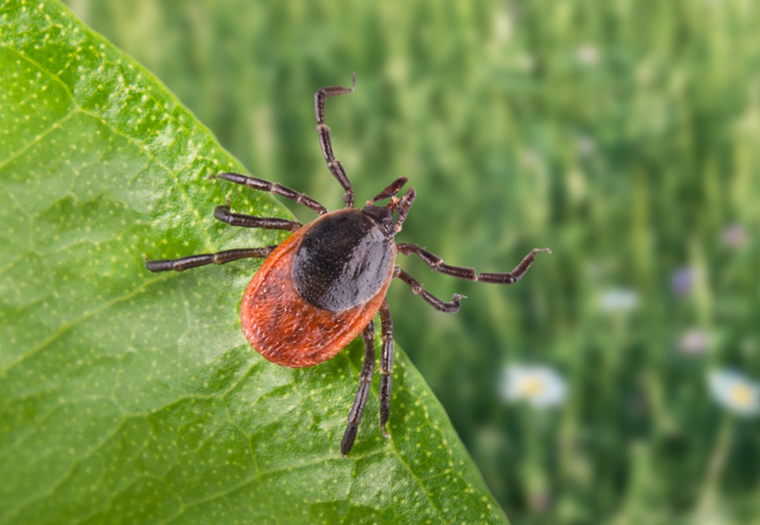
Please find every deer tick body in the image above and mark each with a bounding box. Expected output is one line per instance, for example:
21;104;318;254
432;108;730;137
145;74;549;455
242;207;396;369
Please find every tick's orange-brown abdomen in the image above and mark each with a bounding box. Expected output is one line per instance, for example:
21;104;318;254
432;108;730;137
241;224;393;368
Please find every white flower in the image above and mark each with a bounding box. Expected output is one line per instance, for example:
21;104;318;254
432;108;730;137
500;365;567;408
599;287;639;313
576;44;600;66
708;369;760;417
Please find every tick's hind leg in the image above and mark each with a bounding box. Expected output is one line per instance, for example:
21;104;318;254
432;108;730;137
378;300;394;436
341;319;375;456
211;172;328;215
315;73;356;208
145;246;277;273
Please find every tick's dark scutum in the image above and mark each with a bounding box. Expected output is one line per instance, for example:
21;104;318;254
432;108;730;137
292;209;395;312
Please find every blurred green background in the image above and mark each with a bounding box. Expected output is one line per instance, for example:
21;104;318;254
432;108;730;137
63;0;760;522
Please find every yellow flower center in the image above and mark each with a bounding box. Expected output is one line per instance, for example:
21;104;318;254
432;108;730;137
521;377;545;398
730;384;753;408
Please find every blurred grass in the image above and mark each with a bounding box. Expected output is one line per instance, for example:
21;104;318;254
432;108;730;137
64;0;760;522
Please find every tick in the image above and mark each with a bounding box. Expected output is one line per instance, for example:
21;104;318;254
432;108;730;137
145;74;550;455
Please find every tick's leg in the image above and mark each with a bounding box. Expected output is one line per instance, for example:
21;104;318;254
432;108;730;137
211;172;328;215
145;246;277;273
477;248;551;283
214;205;302;232
315;73;356;208
341;319;375;456
396;244;551;284
393;266;465;313
378;299;394;437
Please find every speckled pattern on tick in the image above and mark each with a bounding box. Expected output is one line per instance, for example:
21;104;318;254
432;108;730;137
145;74;550;455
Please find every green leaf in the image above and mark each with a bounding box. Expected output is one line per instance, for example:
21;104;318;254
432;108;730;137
0;1;508;523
